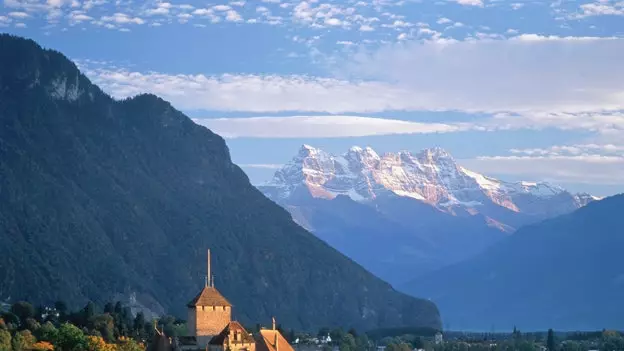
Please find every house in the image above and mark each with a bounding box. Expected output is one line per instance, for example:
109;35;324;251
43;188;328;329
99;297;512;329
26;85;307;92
148;249;295;351
208;321;256;351
434;333;443;345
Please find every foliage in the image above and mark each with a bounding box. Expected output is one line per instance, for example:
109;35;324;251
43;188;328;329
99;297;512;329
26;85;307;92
56;323;88;351
117;337;144;351
87;336;117;351
35;322;59;343
9;303;35;328
547;329;556;351
32;341;54;351
0;330;11;351
11;330;36;351
386;343;412;351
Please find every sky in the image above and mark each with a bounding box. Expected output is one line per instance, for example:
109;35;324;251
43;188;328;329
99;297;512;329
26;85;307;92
1;0;624;196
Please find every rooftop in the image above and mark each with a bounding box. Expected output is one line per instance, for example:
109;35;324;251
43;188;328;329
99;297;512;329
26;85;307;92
187;285;232;307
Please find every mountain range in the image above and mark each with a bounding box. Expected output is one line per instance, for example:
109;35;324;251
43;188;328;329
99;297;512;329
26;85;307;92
259;145;596;284
404;193;624;331
0;34;441;332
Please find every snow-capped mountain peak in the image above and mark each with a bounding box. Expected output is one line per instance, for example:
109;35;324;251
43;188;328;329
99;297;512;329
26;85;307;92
260;145;595;219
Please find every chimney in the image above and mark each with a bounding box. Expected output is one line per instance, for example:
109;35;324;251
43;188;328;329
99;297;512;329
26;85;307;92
154;320;162;336
272;317;276;330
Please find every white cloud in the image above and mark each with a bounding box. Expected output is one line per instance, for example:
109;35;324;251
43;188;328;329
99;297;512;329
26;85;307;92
449;0;484;7
324;17;342;26
225;9;242;21
100;12;144;24
462;155;624;185
436;17;452;24
212;5;231;11
346;35;624;114
509;144;624;157
193;115;469;138
574;1;624;18
81;35;624;140
486;111;624;136
68;10;92;23
84;67;425;113
145;6;169;16
8;11;30;18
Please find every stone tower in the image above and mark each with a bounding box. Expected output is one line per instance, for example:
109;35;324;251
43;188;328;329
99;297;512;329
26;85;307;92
187;249;232;347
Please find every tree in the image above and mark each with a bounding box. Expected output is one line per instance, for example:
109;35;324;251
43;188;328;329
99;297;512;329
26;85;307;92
113;303;123;316
287;329;296;343
25;318;40;332
355;334;370;351
547;329;556;351
318;328;330;339
56;323;88;351
560;341;582;351
0;330;11;351
35;322;58;343
9;302;35;328
132;312;145;336
412;337;424;350
339;333;356;351
54;302;68;318
117;338;144;351
331;328;346;346
77;302;96;327
87;335;116;351
12;330;35;351
103;304;114;315
90;314;115;342
0;314;18;330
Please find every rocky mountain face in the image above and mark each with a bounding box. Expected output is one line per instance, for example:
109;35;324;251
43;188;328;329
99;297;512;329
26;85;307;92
258;145;596;284
404;194;624;331
0;34;441;332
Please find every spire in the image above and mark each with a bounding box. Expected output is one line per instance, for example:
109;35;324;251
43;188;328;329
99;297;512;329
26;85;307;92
272;317;276;330
206;249;211;287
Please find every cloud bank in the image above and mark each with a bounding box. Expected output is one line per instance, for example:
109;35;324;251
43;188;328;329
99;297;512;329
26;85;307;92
83;35;624;116
194;115;469;138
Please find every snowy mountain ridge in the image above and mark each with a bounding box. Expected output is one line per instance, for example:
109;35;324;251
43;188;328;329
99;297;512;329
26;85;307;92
262;144;596;216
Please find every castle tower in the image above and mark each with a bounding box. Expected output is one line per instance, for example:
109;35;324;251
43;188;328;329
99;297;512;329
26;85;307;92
187;249;232;347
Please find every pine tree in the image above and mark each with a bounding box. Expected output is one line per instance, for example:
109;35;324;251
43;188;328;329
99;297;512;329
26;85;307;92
547;329;556;351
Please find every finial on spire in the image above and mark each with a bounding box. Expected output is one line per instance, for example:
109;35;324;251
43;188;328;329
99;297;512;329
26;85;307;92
207;249;211;287
212;274;215;288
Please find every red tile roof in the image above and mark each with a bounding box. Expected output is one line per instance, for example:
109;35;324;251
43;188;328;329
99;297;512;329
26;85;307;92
257;330;294;351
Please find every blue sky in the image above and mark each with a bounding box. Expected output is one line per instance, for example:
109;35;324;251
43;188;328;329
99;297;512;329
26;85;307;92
2;0;624;196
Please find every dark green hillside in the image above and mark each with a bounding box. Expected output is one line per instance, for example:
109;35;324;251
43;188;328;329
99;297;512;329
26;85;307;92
0;34;440;332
